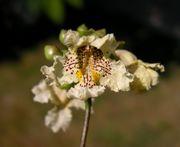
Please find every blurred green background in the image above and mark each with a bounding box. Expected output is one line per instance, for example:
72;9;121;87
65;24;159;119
1;0;180;147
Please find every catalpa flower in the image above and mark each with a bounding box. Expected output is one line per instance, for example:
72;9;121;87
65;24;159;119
115;50;164;91
41;28;134;100
32;80;85;132
32;25;164;133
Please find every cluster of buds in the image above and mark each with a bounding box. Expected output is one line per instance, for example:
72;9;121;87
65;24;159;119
32;24;164;132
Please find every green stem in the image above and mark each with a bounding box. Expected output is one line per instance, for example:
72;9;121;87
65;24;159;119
80;98;92;147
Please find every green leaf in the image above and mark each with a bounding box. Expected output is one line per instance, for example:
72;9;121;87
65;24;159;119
26;0;41;16
42;0;65;24
66;0;84;9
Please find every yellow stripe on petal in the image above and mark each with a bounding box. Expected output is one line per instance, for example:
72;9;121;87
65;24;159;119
76;70;83;81
92;70;100;84
89;55;100;83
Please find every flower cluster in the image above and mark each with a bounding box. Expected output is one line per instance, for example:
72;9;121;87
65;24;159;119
32;24;164;132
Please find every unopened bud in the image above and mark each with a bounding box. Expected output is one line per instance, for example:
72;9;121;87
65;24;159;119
115;50;137;66
59;29;66;44
77;24;88;36
44;45;61;61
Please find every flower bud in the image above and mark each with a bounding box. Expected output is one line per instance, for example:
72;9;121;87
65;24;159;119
59;29;66;44
77;24;88;36
115;50;137;66
44;45;60;61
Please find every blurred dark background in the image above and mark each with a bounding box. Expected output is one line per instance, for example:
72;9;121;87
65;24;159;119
1;0;180;64
1;0;180;147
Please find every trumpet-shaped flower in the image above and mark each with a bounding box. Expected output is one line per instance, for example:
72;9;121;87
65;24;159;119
115;50;164;90
32;80;85;132
42;31;133;100
32;25;164;133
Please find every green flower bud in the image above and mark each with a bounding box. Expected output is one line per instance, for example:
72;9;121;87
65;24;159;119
59;29;66;44
44;45;61;61
77;24;88;36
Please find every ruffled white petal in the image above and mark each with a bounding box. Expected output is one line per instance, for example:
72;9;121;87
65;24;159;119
58;73;78;85
64;30;79;47
32;79;70;105
58;52;79;85
32;80;51;103
67;85;105;100
115;50;164;91
91;34;119;56
67;99;85;110
41;56;63;85
147;68;159;86
138;60;165;72
133;64;154;90
45;107;72;132
100;61;133;92
76;35;96;47
40;66;54;85
130;61;163;90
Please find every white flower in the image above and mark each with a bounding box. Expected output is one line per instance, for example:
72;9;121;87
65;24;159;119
115;50;165;90
32;80;85;132
57;34;133;99
45;98;85;132
41;30;133;100
32;26;165;133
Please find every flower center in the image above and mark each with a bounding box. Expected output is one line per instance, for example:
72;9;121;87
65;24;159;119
63;46;112;88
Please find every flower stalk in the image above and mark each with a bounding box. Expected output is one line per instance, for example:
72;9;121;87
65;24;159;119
80;98;92;147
